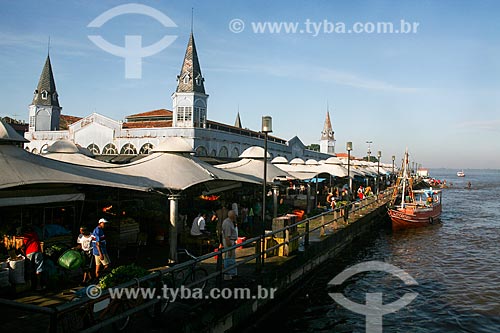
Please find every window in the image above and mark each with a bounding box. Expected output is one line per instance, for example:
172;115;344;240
177;106;192;123
103;143;118;155
196;146;207;157
87;144;100;155
195;74;202;86
231;147;239;158
41;90;48;100
139;143;154;155
120;143;137;155
183;74;190;84
219;146;228;158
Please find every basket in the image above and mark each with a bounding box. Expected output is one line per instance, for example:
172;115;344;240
58;249;84;270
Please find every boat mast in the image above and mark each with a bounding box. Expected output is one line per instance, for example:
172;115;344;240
400;148;408;209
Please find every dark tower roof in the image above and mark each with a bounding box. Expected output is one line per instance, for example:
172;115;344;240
321;111;334;140
32;55;60;107
234;112;242;128
176;33;205;94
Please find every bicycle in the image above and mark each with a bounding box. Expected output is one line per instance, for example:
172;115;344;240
147;248;209;317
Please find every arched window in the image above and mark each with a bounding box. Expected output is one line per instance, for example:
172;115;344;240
210;149;217;157
40;144;49;154
31;148;38;154
219;146;229;158
102;143;118;155
120;143;137;155
231;147;239;158
196;146;207;157
139;143;154;155
41;90;48;100
87;144;100;155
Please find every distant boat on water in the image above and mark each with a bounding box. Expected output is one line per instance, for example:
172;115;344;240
457;170;465;177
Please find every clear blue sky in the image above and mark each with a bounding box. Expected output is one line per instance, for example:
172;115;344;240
1;0;499;169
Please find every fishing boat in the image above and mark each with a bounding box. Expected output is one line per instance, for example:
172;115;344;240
457;170;465;177
387;149;442;230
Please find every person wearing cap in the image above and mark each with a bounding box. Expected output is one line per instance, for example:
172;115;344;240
92;218;111;279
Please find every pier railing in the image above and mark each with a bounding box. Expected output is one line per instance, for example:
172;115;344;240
0;188;393;332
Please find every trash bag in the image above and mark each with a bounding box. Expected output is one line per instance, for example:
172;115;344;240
57;250;84;270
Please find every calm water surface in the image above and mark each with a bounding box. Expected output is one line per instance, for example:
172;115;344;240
258;169;500;332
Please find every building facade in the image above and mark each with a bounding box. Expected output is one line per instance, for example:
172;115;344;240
24;33;336;162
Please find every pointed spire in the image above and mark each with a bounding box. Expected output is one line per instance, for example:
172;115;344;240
32;55;59;107
234;112;242;128
321;111;334;140
176;33;205;94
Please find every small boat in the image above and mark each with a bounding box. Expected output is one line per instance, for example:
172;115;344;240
387;148;442;230
457;170;465;177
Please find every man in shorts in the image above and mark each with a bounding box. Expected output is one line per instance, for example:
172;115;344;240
92;218;111;279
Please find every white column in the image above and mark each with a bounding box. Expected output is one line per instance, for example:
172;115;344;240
168;194;181;262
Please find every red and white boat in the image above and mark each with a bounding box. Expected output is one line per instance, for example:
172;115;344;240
388;149;442;230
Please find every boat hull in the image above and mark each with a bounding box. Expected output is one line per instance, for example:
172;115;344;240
388;204;442;230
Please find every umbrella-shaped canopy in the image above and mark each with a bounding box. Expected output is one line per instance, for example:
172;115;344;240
0;118;29;144
0;144;159;192
215;146;293;184
107;138;260;191
43;140;114;167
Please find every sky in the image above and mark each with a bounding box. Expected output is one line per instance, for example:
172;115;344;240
1;0;499;169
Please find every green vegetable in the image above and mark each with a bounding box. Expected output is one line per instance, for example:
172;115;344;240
98;264;149;289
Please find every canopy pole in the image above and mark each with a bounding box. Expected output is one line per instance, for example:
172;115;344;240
168;194;181;263
272;184;279;218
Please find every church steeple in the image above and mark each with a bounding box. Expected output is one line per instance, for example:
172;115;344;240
321;111;334;141
28;54;62;131
176;32;205;94
234;112;242;128
32;55;60;107
172;33;208;128
320;110;335;155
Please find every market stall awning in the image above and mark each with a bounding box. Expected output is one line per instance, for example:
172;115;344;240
103;138;260;191
0;144;160;192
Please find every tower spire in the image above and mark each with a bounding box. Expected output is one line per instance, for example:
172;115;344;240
321;110;334;141
176;32;205;94
320;109;335;154
32;54;59;107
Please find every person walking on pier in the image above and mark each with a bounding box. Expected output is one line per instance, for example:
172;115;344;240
92;218;111;279
222;210;238;280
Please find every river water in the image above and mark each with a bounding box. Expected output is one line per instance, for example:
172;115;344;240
257;169;500;332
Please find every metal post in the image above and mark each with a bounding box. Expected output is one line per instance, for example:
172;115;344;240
261;131;268;267
260;116;272;269
168;194;180;263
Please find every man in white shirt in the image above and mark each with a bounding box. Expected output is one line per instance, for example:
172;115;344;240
190;212;209;237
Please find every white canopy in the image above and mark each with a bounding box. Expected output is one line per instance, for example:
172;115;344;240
215;146;293;183
44;140;114;167
0;144;159;192
103;138;260;191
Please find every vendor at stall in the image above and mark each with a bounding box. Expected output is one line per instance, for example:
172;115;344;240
21;225;45;291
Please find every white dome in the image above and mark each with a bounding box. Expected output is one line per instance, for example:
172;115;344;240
305;159;319;165
325;156;343;164
152;137;193;153
239;146;271;159
289;158;305;165
47;140;80;153
271;156;288;164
